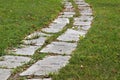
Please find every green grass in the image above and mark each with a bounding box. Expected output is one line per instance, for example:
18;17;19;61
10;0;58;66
0;0;62;55
53;0;120;80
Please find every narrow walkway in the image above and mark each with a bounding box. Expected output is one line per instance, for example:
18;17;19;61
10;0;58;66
0;0;93;80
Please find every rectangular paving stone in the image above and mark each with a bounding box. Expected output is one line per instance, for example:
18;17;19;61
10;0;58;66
74;16;93;22
25;32;51;40
59;14;74;18
12;45;40;55
22;37;47;46
76;25;91;31
53;18;69;24
42;23;66;33
28;78;52;80
0;69;11;80
0;56;31;68
74;21;92;26
61;12;75;15
80;12;93;16
57;29;86;42
20;56;70;76
40;42;77;55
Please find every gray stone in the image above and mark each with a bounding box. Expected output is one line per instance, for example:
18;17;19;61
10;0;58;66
12;46;40;55
22;37;47;46
64;2;72;6
40;42;77;55
74;21;92;26
57;29;85;42
64;5;73;9
76;25;91;31
59;14;74;18
20;56;70;76
28;78;52;80
74;16;93;22
25;32;50;40
77;3;90;7
42;23;67;33
80;12;93;16
0;69;11;80
60;12;75;15
53;18;69;24
0;56;31;68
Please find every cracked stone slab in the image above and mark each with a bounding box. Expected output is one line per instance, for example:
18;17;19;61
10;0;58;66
0;56;31;68
40;42;77;55
42;23;67;33
11;46;40;55
57;29;86;42
22;37;47;46
28;78;52;80
0;69;11;80
20;56;70;76
25;32;51;40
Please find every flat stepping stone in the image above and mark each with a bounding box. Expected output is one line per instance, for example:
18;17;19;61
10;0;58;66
53;18;69;24
59;14;74;18
60;12;75;15
57;29;85;42
0;69;11;80
73;25;91;31
20;56;70;76
25;32;50;40
28;78;52;80
40;42;77;55
42;17;69;33
74;21;92;26
74;16;93;21
80;12;93;16
11;46;40;56
42;23;67;33
22;37;47;46
0;56;31;68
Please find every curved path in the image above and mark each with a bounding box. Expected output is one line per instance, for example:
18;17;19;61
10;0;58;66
0;0;93;80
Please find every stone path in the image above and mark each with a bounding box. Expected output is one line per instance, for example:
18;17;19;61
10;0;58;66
0;0;93;80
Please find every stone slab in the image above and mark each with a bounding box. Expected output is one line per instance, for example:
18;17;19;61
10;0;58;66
74;25;91;31
20;56;70;76
0;69;11;80
61;12;75;15
25;32;50;40
74;21;92;26
57;29;85;42
22;37;47;46
40;42;77;55
0;56;31;68
53;18;69;24
28;78;52;80
80;12;93;16
59;14;74;18
74;16;93;22
42;23;66;33
12;46;40;55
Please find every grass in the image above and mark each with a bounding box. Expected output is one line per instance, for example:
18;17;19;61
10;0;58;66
53;0;120;80
0;0;62;55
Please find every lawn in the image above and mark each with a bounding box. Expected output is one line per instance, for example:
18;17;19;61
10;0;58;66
53;0;120;80
0;0;62;55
